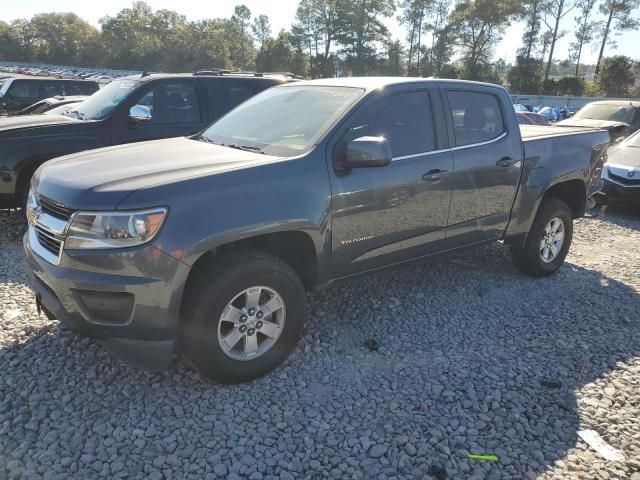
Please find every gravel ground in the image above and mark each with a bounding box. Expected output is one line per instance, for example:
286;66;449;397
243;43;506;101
0;207;638;480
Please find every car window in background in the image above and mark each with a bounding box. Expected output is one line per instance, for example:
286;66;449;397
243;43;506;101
66;82;98;95
206;80;256;120
201;86;364;157
343;91;436;157
447;90;505;146
41;82;62;98
71;79;140;120
133;81;201;124
10;81;39;99
574;104;635;124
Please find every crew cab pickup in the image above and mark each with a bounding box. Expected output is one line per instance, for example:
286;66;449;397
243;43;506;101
0;72;289;209
24;78;608;383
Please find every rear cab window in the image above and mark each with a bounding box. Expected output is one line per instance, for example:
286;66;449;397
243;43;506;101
446;90;505;146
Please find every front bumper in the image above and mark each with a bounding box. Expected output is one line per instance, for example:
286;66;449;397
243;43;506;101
24;230;190;370
599;180;640;205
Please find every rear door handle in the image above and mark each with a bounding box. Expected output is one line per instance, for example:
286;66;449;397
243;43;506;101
496;157;520;167
422;169;447;181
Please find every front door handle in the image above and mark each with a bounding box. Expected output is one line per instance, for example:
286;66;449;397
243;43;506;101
422;169;447;181
496;157;520;167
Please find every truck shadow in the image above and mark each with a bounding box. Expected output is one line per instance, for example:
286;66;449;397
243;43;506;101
0;242;638;478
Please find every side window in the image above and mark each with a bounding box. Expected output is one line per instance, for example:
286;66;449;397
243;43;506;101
133;81;201;124
9;81;39;99
206;80;256;120
42;82;61;98
447;91;505;146
343;91;435;158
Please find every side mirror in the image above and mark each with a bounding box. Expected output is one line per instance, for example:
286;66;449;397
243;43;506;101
129;104;152;122
342;136;392;169
615;136;626;144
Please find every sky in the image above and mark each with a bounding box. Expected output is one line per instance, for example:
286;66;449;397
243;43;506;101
4;0;640;65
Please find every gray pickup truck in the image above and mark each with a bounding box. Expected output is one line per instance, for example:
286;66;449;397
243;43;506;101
24;78;608;383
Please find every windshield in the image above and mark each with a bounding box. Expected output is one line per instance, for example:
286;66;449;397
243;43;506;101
200;85;364;157
69;79;140;120
46;102;81;116
574;103;636;124
622;130;640;147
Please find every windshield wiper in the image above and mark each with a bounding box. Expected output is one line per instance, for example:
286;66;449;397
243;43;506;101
227;144;265;154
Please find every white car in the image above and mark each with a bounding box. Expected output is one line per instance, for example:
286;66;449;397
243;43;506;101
600;130;640;206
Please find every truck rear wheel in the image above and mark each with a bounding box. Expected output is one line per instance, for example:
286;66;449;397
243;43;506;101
181;251;306;384
511;198;573;277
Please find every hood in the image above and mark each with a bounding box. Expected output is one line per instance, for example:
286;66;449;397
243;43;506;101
34;137;279;209
0;114;79;133
608;145;640;168
556;118;629;130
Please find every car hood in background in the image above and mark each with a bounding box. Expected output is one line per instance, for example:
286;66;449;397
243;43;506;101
556;118;629;130
0;114;79;133
34;137;279;210
608;146;640;168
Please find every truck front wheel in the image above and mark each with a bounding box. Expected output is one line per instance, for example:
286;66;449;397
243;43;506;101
181;251;306;384
511;198;574;277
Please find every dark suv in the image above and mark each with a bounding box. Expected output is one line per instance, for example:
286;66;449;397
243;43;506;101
0;72;291;209
0;78;99;113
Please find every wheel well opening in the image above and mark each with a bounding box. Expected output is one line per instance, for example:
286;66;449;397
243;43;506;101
543;180;586;218
185;231;318;298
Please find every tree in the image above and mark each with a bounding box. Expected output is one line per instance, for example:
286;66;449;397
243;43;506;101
399;0;435;75
594;0;640;76
569;0;598;76
556;75;585;94
379;39;405;75
449;0;519;81
597;55;635;96
519;0;548;62
335;0;395;75
231;4;253;69
255;30;308;75
507;55;544;92
542;0;578;82
252;15;272;46
0;21;20;61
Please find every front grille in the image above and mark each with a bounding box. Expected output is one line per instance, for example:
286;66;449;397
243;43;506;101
38;195;76;220
34;225;63;257
609;171;640;186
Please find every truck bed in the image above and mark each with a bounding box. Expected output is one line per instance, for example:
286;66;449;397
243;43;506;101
519;124;605;141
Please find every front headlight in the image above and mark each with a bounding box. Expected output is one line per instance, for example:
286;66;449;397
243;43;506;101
65;208;167;250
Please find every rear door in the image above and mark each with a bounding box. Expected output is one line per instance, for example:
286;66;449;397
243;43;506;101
111;78;206;145
330;86;454;277
443;87;523;247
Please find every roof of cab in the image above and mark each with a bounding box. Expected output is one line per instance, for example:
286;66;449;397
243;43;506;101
121;72;293;83
281;76;508;92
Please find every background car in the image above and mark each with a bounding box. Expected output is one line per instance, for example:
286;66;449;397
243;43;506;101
15;95;89;116
598;129;640;206
0;78;99;113
558;100;640;142
516;111;551;125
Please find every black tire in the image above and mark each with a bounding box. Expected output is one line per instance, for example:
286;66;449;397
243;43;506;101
181;250;306;384
511;198;573;277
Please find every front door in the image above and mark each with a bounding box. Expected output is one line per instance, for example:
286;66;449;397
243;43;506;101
443;88;523;247
111;79;205;145
330;88;454;277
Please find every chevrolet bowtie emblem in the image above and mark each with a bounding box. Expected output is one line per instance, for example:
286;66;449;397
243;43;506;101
28;205;43;226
